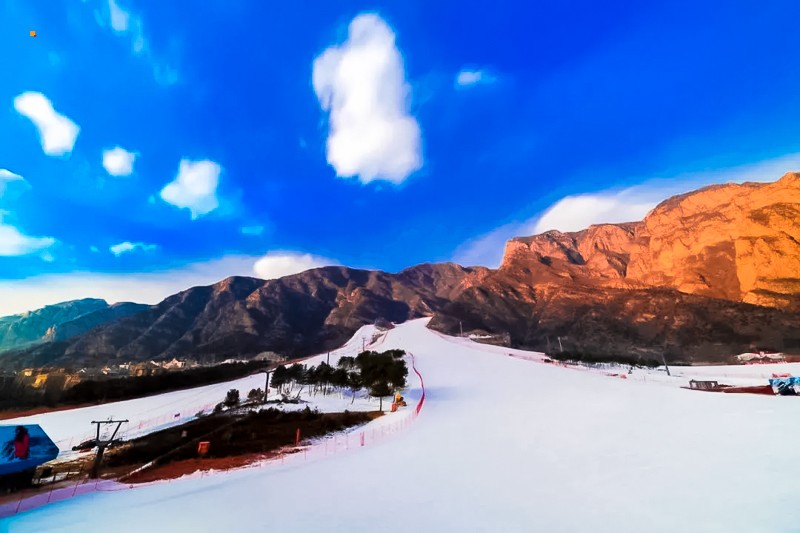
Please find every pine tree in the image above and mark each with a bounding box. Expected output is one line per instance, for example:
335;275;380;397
224;388;240;407
271;365;288;394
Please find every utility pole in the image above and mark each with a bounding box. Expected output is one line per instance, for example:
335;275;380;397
326;352;330;366
661;352;671;376
558;337;564;353
362;337;366;352
90;419;128;479
459;321;463;337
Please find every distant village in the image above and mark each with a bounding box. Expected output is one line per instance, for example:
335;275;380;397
6;351;288;392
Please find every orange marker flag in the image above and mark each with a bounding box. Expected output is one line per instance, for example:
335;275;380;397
30;30;37;38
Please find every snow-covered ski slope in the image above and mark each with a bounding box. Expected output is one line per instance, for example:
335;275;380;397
7;318;800;532
3;325;382;458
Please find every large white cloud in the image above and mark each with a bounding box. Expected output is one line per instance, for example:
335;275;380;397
103;146;136;176
252;251;338;280
312;13;422;184
453;153;800;268
0;252;340;316
13;92;80;156
160;159;221;219
109;241;157;256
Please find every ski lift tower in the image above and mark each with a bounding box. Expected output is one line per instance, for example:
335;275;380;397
89;419;128;479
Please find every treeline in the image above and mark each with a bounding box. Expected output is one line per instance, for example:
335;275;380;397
549;351;662;368
0;361;269;412
63;361;269;404
269;349;408;411
0;377;64;411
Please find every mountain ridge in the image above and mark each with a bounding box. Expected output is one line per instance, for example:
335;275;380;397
3;173;800;369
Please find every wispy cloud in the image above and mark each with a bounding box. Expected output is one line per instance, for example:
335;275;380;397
313;13;422;184
455;69;496;88
0;170;28;198
252;251;338;280
13;92;80;156
108;0;131;32
94;0;178;85
160;159;221;219
240;225;264;236
109;241;157;256
453;154;800;268
102;146;137;176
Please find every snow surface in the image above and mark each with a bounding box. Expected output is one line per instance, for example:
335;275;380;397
7;318;800;532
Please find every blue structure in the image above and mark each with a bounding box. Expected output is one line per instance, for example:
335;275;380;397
768;377;800;396
0;424;59;477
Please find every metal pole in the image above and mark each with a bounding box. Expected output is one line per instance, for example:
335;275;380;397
460;321;463;337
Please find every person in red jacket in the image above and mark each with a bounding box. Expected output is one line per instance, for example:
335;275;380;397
13;426;29;460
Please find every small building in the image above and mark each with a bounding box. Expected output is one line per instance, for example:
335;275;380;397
736;351;785;363
129;361;165;377
689;380;720;391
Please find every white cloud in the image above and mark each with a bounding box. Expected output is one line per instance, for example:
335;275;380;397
109;241;157;256
0;169;27;197
455;69;496;88
312;13;422;184
0;252;340;316
453;153;800;268
253;251;338;280
240;225;264;236
160;159;221;219
102;146;136;176
0;216;55;257
13;92;80;156
532;192;657;234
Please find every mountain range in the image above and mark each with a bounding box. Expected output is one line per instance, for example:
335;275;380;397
2;173;799;370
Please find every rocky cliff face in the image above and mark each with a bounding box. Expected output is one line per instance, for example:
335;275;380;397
500;172;800;310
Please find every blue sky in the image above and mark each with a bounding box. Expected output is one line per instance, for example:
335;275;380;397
2;0;800;314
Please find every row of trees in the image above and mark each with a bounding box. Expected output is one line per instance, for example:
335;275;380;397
269;349;408;412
